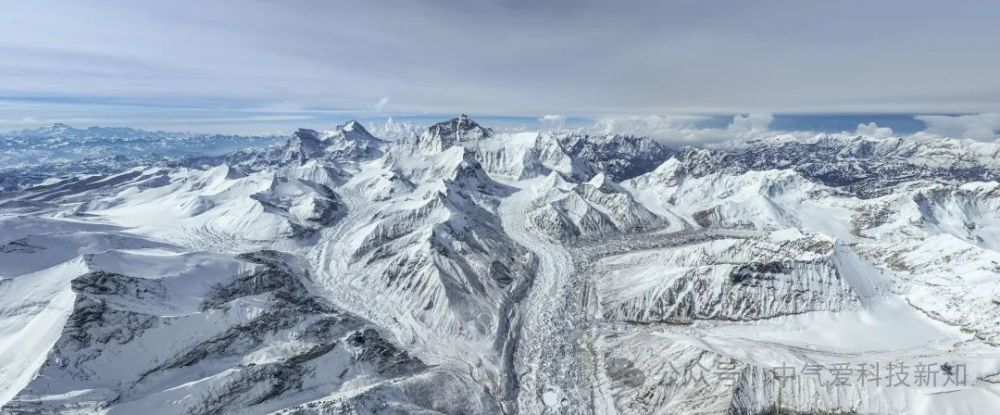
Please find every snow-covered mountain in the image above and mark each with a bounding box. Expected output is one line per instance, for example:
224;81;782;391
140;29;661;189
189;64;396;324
0;123;282;168
3;116;1000;414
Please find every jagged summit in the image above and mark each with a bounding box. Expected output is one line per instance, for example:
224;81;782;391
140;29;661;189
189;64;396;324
429;114;492;141
282;128;326;163
408;114;493;152
557;132;673;181
326;120;385;159
343;119;362;131
334;119;379;141
282;121;386;164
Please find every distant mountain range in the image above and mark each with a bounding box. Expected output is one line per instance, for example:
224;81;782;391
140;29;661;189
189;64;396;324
0;123;283;167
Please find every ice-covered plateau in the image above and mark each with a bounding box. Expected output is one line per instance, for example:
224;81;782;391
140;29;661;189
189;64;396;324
2;115;1000;414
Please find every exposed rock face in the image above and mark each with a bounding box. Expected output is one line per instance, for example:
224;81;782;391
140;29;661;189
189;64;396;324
527;172;661;240
2;250;497;414
670;134;1000;197
591;233;858;324
558;133;674;181
283;128;329;164
284;121;385;164
406;114;493;154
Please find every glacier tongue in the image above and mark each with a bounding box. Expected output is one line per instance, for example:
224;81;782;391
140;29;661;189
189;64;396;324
3;117;1000;414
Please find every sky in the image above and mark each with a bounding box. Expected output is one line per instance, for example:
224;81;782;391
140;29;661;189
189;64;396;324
1;0;999;136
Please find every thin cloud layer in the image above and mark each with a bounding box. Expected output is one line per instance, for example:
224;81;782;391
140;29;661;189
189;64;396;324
590;113;1000;145
1;0;1000;133
589;114;779;145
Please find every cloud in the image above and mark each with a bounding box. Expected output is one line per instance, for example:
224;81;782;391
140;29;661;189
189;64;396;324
1;0;999;132
855;122;894;139
593;115;703;135
374;97;390;112
591;113;781;146
538;114;566;128
728;113;773;133
915;113;1000;141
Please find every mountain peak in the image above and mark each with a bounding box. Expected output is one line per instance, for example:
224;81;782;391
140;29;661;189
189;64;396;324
585;171;626;193
294;128;322;140
428;115;491;140
29;123;77;136
342;120;362;132
413;115;493;152
332;121;384;149
282;122;385;164
282;129;327;163
334;120;377;140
